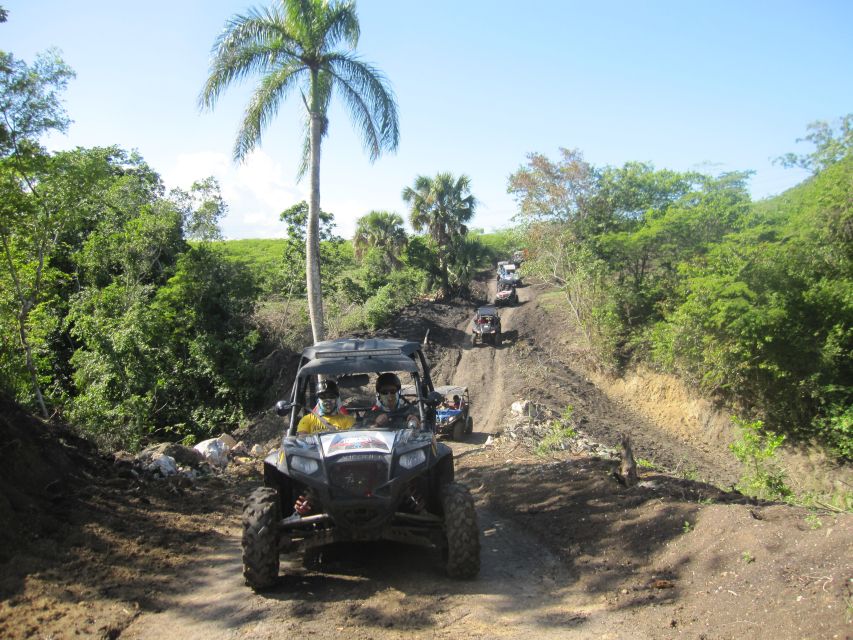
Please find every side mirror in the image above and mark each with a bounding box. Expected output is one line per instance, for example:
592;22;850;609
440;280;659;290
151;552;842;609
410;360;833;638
425;391;444;407
275;400;293;417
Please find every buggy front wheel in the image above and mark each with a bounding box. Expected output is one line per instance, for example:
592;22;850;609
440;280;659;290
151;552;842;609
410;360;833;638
465;415;473;435
242;487;281;590
442;483;480;578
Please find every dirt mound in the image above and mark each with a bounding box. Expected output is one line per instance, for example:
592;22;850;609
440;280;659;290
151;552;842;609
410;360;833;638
460;438;852;639
0;395;258;639
0;396;114;562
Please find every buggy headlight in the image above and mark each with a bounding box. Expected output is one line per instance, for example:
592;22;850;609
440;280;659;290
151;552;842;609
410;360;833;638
398;449;426;469
290;455;319;475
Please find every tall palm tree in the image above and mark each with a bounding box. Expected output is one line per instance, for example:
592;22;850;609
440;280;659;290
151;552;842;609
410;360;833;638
352;210;407;272
199;0;399;343
402;172;476;293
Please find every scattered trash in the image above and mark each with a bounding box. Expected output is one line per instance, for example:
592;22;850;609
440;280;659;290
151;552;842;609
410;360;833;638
194;437;231;468
147;454;177;477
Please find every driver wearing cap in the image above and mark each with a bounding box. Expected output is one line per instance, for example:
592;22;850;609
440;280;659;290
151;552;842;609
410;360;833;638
296;380;355;434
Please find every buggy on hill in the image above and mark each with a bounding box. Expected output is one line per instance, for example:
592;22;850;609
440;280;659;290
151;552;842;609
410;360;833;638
497;262;521;287
242;338;480;590
495;282;518;306
472;306;501;346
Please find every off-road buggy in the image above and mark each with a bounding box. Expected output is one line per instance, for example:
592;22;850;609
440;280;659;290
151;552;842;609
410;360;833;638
494;282;518;306
432;385;473;441
472;306;502;346
497;262;521;287
242;338;480;590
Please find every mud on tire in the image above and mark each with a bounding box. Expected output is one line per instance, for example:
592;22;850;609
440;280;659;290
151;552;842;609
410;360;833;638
441;482;480;578
242;487;281;590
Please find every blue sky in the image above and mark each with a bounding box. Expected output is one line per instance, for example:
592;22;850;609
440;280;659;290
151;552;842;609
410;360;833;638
3;1;851;239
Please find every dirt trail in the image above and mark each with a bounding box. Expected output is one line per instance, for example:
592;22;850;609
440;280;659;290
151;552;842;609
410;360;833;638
447;277;518;434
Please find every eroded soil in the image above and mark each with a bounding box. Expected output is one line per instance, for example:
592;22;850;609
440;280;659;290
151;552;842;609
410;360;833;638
1;277;850;639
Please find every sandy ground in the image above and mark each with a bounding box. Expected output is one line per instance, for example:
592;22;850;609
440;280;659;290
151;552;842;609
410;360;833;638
1;276;850;639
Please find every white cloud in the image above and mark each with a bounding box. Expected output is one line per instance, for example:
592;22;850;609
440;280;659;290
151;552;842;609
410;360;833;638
162;149;306;239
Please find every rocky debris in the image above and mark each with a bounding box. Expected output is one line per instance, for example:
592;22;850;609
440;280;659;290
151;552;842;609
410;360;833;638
501;398;618;458
114;431;269;483
138;442;203;467
217;432;237;449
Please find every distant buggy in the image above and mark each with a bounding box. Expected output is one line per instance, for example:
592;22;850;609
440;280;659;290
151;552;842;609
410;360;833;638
472;306;502;346
495;282;518;306
242;338;480;590
433;385;473;441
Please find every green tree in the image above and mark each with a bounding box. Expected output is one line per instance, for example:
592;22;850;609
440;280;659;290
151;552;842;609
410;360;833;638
402;172;476;294
775;113;852;174
352;210;407;272
507;148;595;225
199;0;400;343
276;200;345;297
170;177;226;242
0;49;74;415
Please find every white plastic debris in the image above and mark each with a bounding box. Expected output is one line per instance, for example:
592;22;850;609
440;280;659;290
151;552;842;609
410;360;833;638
250;444;265;457
148;454;178;477
511;400;530;416
485;435;494;446
194;437;231;468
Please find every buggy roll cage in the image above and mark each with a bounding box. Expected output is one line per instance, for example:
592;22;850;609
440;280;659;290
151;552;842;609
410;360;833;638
283;338;437;436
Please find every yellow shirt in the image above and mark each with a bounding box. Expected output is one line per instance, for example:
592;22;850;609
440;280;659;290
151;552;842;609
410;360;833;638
297;411;355;434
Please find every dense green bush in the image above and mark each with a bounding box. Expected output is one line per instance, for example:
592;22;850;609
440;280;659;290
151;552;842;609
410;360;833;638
513;144;851;456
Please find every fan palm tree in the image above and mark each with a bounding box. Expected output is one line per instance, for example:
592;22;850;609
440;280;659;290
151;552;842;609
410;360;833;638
199;0;399;343
402;172;476;293
352;210;407;272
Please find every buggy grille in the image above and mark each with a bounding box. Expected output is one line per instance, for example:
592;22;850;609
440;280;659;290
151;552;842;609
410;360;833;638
329;458;388;496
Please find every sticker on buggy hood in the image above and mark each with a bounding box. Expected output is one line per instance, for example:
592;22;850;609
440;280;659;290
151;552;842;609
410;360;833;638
320;430;394;456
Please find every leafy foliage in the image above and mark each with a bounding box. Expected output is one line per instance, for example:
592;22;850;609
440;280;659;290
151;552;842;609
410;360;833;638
775;113;852;174
403;172;476;295
730;418;791;500
514;126;852;456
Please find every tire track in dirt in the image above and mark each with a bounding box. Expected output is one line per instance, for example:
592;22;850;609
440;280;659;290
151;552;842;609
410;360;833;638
122;504;582;640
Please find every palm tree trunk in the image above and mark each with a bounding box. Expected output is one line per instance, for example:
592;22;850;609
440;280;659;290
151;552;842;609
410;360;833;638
306;108;325;344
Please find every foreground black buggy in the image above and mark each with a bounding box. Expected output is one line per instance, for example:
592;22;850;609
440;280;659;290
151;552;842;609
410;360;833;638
242;338;480;590
472;306;502;346
433;385;473;441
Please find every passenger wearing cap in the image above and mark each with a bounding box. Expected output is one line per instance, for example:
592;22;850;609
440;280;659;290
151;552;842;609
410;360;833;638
367;372;421;428
296;380;355;434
